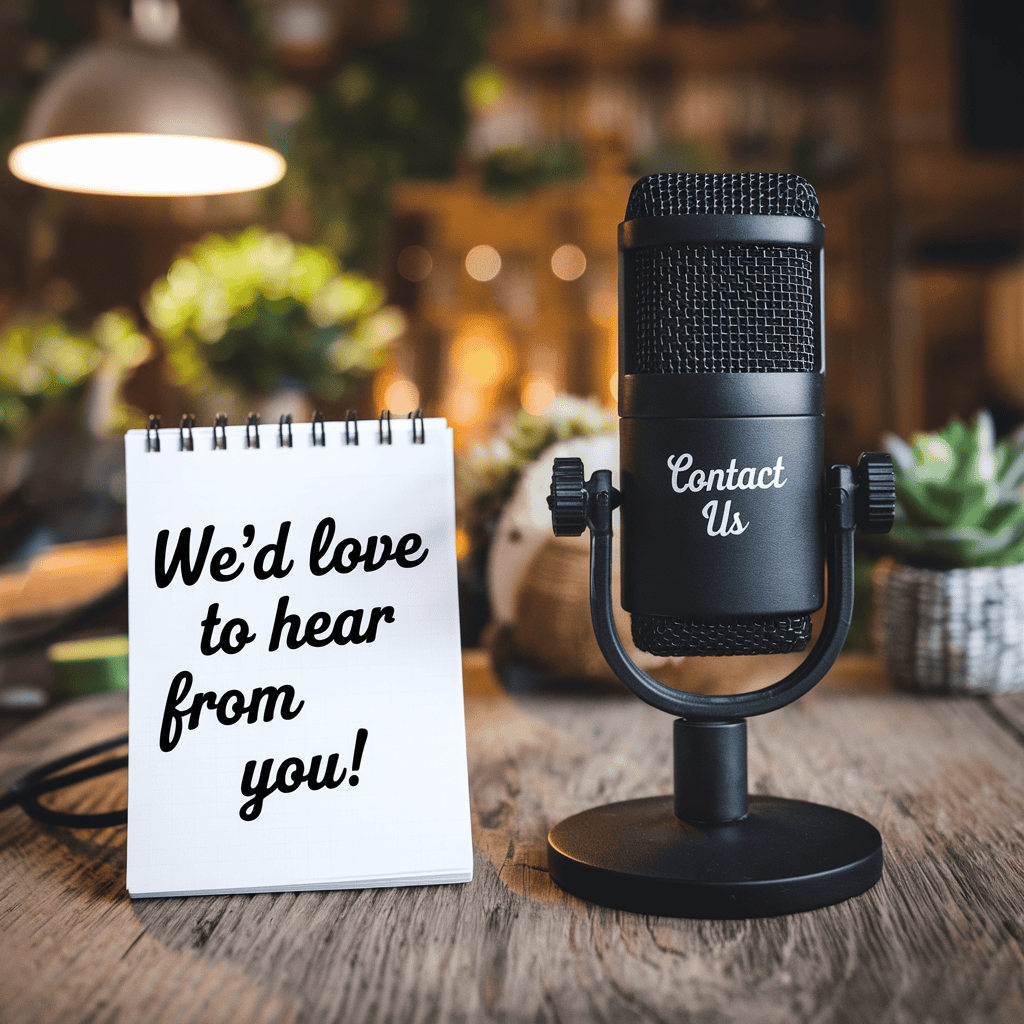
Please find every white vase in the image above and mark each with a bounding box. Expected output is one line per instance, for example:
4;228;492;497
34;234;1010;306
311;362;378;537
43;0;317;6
872;557;1024;694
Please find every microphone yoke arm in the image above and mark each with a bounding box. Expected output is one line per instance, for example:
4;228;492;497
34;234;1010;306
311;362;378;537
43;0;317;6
548;456;894;721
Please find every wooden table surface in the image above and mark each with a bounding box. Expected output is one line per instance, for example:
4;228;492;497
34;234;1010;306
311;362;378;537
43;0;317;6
1;650;1023;1024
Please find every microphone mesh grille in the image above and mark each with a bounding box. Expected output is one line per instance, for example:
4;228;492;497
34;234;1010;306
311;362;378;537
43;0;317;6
634;246;816;373
625;172;820;219
631;613;814;658
627;173;819;375
625;173;819;655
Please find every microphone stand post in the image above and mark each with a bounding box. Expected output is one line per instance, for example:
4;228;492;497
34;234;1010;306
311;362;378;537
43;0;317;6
545;455;894;918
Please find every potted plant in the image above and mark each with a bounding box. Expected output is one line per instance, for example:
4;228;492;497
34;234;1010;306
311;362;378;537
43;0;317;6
456;396;615;655
872;410;1024;693
144;227;403;421
0;310;151;556
0;312;149;441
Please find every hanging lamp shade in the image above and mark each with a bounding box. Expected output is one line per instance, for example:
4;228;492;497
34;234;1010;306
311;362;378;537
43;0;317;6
8;5;286;196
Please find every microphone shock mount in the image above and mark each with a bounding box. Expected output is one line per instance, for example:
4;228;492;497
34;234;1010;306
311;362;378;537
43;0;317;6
545;452;896;918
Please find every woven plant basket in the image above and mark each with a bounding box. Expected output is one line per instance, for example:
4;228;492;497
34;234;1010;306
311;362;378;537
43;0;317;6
872;557;1024;694
509;532;676;683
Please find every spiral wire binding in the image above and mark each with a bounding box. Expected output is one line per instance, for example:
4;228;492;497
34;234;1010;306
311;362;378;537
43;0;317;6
145;410;434;453
246;412;260;449
179;414;194;451
145;414;160;452
279;414;293;448
408;408;425;444
213;413;228;449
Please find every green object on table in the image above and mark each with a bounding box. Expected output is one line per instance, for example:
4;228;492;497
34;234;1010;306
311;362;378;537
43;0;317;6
882;409;1024;569
48;636;128;695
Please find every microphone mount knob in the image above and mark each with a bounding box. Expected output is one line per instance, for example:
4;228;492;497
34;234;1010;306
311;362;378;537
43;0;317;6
548;457;588;536
854;452;896;534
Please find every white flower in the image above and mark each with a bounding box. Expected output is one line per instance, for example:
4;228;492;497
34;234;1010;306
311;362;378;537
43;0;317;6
546;394;612;434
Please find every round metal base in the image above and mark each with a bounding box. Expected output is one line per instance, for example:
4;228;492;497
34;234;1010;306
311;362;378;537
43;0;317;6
548;795;882;919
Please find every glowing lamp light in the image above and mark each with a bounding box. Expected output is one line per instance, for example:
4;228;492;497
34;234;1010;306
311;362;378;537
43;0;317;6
9;134;285;197
8;0;286;197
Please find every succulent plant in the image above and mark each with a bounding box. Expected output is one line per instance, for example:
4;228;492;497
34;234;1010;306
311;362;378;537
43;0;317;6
882;410;1024;569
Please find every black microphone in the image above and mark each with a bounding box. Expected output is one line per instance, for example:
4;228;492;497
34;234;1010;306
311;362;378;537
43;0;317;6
543;173;895;917
618;172;825;656
544;174;895;917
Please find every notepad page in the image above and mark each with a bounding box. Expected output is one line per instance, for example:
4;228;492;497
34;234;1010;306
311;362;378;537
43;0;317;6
125;420;472;897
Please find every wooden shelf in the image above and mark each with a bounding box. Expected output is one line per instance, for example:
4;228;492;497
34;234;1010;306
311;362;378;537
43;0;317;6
491;19;875;79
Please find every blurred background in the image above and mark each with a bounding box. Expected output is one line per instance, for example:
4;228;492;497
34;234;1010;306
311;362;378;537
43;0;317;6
1;0;1022;708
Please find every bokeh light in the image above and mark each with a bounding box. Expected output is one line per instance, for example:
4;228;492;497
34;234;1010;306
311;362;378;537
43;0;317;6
382;376;421;412
521;375;556;415
465;244;502;282
397;245;433;282
465;65;505;112
587;286;616;324
551;244;586;281
448;388;482;425
453;328;510;388
444;315;515;439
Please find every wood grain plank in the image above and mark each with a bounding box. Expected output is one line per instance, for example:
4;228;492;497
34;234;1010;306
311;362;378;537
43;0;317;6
0;696;296;1024
0;658;1022;1023
0;537;127;624
988;693;1024;745
513;681;1024;1024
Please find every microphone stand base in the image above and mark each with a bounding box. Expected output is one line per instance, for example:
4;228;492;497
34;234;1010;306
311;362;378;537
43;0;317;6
547;794;882;919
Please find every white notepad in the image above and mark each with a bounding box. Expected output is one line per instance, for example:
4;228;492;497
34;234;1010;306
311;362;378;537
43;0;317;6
124;416;472;898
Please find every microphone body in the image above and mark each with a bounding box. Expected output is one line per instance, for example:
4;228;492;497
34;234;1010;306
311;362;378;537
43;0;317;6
619;173;825;656
542;174;893;918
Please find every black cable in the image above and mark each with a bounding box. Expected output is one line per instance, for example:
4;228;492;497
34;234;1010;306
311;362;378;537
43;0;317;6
0;732;128;828
0;577;131;826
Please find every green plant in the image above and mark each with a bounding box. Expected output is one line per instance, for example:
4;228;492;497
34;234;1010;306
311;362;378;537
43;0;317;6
882;410;1024;569
459;395;615;522
145;227;403;404
275;0;489;267
481;141;587;200
0;311;149;440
